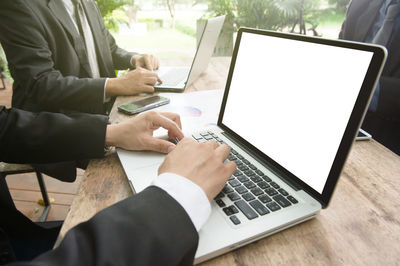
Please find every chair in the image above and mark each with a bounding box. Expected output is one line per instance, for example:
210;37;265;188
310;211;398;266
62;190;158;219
0;162;51;222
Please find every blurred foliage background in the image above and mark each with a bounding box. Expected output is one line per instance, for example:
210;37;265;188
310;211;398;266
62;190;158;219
97;0;350;35
0;0;350;81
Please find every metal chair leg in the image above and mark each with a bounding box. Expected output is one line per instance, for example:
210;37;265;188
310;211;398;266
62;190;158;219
36;171;51;222
0;174;16;208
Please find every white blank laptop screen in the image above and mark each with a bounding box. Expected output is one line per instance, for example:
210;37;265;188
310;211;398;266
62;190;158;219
222;32;373;193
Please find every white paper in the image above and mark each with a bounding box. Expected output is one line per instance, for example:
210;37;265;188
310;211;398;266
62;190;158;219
152;89;224;137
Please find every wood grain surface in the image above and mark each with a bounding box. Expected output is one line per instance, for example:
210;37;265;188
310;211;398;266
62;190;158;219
57;57;400;265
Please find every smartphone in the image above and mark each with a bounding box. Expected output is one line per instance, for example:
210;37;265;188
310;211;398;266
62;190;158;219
118;95;170;115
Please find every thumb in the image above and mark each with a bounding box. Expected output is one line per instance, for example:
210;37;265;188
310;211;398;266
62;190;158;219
145;137;176;154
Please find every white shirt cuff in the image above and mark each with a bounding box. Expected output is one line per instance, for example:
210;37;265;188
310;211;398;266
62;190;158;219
151;172;211;232
103;78;111;103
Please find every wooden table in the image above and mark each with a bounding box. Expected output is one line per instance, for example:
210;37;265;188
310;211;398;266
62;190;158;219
57;57;400;265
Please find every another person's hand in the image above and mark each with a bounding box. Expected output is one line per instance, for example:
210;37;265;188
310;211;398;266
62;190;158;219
158;138;237;200
106;67;162;97
131;54;160;71
105;111;184;153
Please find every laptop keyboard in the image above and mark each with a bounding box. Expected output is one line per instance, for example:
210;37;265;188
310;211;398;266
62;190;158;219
159;68;189;86
192;131;298;226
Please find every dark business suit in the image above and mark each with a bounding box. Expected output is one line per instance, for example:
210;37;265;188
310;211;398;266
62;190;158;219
13;187;198;266
0;107;198;265
0;107;107;164
0;0;137;180
0;0;136;115
339;0;400;155
2;188;198;266
0;106;108;262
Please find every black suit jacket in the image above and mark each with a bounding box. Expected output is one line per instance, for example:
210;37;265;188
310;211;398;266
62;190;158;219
0;0;136;115
1;107;198;265
0;106;103;262
14;187;198;266
0;106;107;163
1;186;198;266
339;0;400;154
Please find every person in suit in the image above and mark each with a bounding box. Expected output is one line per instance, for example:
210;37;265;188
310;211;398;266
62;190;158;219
2;137;234;266
0;106;196;263
0;0;161;115
339;0;400;155
0;106;235;265
0;107;184;163
0;0;166;181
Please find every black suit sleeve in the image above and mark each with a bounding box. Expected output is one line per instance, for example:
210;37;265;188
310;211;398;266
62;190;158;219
338;0;400;121
0;0;106;113
0;106;108;164
11;186;198;266
339;0;400;154
379;76;400;118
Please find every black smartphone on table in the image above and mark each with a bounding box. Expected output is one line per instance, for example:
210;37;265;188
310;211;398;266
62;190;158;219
118;95;170;115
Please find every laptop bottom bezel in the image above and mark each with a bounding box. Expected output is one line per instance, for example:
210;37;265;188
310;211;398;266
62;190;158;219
154;86;186;93
194;212;319;264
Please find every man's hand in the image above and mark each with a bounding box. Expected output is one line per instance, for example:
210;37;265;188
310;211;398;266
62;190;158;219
158;138;237;201
105;111;183;153
131;54;160;71
106;67;162;97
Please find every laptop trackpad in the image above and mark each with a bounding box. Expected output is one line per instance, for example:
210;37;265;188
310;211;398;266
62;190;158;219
117;149;165;193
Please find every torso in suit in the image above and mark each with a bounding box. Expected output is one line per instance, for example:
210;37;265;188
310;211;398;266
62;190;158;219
0;0;136;115
339;0;400;155
0;0;138;181
0;107;198;265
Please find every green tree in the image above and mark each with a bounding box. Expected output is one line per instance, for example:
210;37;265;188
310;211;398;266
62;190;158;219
205;0;323;35
236;0;285;30
207;0;237;21
275;0;322;35
328;0;350;12
96;0;133;32
96;0;132;17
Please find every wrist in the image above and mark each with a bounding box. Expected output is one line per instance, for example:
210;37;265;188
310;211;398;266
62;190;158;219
105;124;119;147
105;78;119;97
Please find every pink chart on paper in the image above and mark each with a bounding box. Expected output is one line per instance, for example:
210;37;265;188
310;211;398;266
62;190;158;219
204;122;217;127
169;106;202;117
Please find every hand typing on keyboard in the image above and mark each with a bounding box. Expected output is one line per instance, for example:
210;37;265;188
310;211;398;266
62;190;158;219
106;111;183;153
193;131;299;225
158;138;237;201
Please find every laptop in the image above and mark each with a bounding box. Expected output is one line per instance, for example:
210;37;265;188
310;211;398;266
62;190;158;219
117;28;386;263
154;15;225;92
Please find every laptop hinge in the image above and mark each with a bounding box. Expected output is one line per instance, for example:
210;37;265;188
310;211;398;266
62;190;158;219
221;131;302;191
